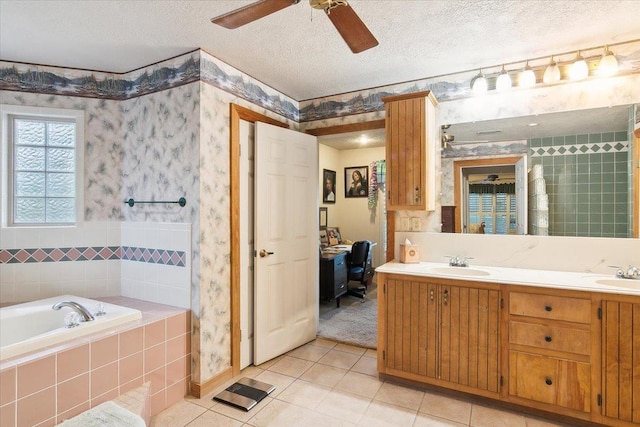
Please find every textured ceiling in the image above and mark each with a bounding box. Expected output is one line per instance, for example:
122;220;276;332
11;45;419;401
1;0;639;100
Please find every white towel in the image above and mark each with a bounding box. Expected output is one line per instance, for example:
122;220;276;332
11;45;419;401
57;401;146;427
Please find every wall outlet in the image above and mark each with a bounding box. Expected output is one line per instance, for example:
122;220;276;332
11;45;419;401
411;217;421;231
400;217;410;231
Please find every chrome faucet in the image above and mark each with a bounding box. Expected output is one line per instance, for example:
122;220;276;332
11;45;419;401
610;265;640;280
52;301;95;322
446;256;473;267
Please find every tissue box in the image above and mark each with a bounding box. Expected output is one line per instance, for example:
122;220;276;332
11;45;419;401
399;244;420;263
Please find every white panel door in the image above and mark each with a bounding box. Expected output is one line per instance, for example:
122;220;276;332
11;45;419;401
254;122;318;365
516;155;528;235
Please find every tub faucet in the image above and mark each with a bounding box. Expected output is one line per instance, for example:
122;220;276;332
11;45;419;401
52;301;95;322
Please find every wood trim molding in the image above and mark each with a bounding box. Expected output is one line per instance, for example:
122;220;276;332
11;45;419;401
632;125;639;237
305;119;384;136
381;90;437;105
386;212;395;262
229;103;288;377
190;367;233;398
453;157;523;234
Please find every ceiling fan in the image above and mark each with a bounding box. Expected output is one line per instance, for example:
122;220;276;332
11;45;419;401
210;0;379;54
469;174;514;184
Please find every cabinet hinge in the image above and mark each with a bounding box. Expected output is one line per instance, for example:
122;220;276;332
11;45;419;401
500;376;504;387
598;307;602;320
500;298;504;309
383;283;386;293
597;394;602;406
382;350;386;360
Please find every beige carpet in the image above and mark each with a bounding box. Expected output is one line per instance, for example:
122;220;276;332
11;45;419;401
317;284;377;349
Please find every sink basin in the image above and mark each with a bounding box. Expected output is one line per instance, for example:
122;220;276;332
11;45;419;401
595;278;640;289
429;267;491;277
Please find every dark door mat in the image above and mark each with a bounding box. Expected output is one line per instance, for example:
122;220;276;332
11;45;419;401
213;377;275;412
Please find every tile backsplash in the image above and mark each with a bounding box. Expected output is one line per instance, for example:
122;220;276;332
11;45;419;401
0;221;191;308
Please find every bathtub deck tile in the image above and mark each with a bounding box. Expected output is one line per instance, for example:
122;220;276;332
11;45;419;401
17;386;55;427
0;365;16;406
0;401;16;427
17;355;55;399
57;344;89;383
119;326;143;358
56;373;89;414
90;335;118;369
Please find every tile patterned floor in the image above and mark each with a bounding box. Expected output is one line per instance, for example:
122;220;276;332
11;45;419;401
150;339;570;427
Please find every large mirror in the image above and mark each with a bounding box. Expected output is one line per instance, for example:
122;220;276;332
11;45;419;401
442;105;638;239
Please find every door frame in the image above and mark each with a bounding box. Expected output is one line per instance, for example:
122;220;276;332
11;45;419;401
230;104;289;375
453;157;523;234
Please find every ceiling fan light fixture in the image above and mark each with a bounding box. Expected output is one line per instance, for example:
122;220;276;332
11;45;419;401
598;46;619;77
496;65;512;91
543;56;561;84
471;70;488;95
569;51;589;80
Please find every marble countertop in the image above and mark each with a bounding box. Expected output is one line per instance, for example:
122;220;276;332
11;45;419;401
375;262;640;296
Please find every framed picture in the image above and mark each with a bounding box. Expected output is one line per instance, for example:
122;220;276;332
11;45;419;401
344;166;368;198
322;169;336;204
326;226;342;246
319;207;328;230
319;229;329;248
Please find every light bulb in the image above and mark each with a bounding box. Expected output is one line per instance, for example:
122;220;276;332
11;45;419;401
496;66;512;91
569;51;589;80
471;70;488;95
543;56;561;84
598;46;618;77
519;62;536;88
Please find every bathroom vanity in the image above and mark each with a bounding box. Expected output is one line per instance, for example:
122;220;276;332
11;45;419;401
376;262;640;426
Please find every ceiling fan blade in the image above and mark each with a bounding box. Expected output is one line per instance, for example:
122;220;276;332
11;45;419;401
211;0;296;29
326;3;378;53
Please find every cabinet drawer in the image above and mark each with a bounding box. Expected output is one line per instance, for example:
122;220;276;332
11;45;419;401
334;280;347;296
509;320;590;356
509;351;590;413
509;292;591;324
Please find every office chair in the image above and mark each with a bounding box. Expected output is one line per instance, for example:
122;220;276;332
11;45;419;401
345;240;371;301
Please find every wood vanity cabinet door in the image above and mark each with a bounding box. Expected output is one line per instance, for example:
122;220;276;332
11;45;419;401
439;285;501;393
601;300;640;424
383;277;438;379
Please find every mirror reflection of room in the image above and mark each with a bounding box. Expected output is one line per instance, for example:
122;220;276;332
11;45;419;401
443;105;637;239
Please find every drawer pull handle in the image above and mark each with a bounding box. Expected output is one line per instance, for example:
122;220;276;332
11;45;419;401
544;336;552;342
544;305;552;312
545;377;553;386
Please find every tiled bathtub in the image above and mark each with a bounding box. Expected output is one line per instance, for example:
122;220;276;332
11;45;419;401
0;297;190;427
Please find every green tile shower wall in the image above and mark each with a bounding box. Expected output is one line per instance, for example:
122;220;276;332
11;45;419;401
529;131;629;238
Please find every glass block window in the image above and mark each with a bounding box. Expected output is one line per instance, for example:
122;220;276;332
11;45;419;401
2;105;84;226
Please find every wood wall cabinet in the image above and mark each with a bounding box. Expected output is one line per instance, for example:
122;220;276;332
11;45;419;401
382;91;437;211
378;273;501;397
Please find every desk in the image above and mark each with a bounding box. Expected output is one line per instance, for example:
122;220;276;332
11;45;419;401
319;242;377;307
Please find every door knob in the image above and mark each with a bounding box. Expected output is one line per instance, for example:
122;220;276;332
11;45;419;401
259;249;274;258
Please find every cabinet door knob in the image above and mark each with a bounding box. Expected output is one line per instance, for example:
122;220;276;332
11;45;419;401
429;289;434;303
415;187;420;203
544;336;552;342
545;377;553;386
544;305;552;312
443;289;449;306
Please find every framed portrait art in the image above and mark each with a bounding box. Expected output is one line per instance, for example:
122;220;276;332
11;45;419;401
344;166;368;198
322;169;336;204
